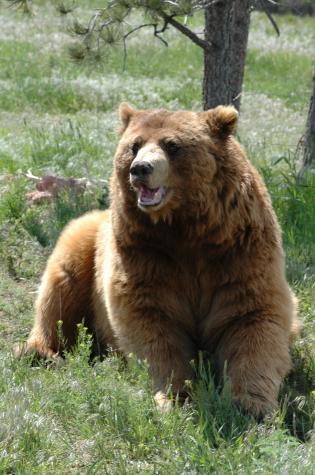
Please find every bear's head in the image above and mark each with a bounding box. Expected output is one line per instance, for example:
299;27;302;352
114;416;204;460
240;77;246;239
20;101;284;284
113;103;245;226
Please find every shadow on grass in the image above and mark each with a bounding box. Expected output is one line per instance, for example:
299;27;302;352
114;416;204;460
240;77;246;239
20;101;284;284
281;346;315;441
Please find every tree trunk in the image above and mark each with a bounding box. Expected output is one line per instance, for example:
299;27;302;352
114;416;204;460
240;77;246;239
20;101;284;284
302;69;315;171
203;0;251;111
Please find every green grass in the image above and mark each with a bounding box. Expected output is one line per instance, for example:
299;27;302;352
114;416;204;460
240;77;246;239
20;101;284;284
0;331;313;474
0;2;314;473
245;49;313;110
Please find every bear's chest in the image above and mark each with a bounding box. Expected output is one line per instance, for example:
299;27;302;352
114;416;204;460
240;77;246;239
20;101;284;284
110;243;226;344
140;246;222;333
155;251;225;348
173;253;221;326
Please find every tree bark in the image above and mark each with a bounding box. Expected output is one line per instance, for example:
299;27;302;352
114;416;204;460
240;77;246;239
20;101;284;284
203;0;251;111
302;69;315;171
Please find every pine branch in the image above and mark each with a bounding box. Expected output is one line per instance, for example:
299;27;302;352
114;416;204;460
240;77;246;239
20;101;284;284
122;23;168;70
259;0;280;36
158;11;211;50
7;0;33;14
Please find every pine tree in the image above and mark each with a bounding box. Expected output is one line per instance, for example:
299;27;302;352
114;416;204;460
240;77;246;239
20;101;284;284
9;0;279;111
67;0;253;110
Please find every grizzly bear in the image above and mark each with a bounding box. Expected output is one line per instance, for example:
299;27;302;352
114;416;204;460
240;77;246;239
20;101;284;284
21;103;300;417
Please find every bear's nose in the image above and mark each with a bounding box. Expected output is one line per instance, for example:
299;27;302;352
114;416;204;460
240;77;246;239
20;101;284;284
130;161;153;179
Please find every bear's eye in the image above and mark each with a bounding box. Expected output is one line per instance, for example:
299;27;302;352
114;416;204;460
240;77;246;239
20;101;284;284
131;141;142;156
164;141;180;158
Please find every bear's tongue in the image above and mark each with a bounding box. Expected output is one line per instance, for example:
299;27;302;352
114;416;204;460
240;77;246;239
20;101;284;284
139;186;164;206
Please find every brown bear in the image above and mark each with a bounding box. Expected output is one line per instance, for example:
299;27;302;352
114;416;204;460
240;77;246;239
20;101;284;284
21;103;301;417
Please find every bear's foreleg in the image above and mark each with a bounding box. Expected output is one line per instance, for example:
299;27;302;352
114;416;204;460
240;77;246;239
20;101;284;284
111;308;196;410
215;315;291;417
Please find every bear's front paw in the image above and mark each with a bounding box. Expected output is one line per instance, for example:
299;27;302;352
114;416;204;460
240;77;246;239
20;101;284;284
233;393;278;419
154;390;191;413
154;391;173;413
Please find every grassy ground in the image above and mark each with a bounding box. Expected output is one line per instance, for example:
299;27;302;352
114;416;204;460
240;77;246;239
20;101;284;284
0;2;314;473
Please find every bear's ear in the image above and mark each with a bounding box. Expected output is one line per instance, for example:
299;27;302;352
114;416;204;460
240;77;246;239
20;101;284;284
119;102;136;133
201;105;238;138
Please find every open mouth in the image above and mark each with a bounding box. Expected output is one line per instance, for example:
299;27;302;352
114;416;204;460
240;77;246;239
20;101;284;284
137;185;167;207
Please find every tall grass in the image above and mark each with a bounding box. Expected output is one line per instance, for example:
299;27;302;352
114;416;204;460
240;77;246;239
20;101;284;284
0;329;314;474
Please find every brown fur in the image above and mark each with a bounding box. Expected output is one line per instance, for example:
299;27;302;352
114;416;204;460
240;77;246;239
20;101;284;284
21;104;301;417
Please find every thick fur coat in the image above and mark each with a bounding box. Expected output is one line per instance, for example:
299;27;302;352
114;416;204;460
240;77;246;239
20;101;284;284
23;104;300;416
